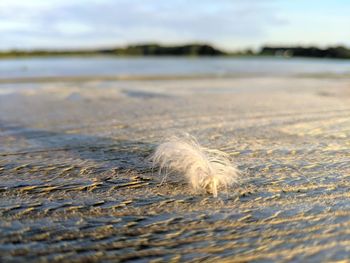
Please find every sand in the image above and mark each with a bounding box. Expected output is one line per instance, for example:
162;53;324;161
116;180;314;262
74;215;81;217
1;76;350;262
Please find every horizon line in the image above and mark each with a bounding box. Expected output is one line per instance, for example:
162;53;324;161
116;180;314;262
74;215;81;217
1;42;350;53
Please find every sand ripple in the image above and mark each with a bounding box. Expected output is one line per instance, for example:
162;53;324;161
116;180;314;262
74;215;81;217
1;77;350;262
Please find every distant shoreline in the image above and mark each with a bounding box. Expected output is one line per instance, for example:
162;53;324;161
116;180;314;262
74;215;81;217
1;43;350;60
1;73;350;84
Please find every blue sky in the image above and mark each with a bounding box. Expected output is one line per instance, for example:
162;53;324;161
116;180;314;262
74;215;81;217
0;0;349;51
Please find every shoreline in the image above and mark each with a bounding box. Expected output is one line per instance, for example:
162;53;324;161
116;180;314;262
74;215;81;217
1;73;350;84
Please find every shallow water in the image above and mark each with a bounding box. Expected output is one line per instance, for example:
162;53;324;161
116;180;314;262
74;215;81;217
1;69;350;261
1;56;350;79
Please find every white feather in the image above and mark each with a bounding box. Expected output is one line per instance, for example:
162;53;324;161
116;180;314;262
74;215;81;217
151;135;239;197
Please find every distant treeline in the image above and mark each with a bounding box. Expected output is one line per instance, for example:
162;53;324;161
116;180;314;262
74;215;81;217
0;44;225;58
112;44;225;56
260;46;350;59
1;43;350;59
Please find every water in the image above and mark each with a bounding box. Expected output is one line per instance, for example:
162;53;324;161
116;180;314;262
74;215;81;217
1;56;350;79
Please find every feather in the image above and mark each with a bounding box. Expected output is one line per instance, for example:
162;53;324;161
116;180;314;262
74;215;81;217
151;135;239;197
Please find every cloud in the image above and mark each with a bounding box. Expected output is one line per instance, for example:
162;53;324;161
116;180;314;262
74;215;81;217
1;0;349;51
0;0;287;50
3;0;350;50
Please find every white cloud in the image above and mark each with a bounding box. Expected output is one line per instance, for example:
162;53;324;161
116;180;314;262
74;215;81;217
0;0;348;50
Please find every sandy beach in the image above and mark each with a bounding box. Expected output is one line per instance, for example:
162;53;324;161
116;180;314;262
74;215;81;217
1;74;350;261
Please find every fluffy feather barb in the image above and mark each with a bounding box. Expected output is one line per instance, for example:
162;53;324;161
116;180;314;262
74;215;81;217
151;135;239;197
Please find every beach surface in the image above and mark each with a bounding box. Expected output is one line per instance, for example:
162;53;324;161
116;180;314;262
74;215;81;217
1;73;350;261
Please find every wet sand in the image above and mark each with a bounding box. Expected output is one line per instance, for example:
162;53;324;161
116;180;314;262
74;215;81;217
1;76;350;262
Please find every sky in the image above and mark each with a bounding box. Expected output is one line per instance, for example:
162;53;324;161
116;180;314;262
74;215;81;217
0;0;349;51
